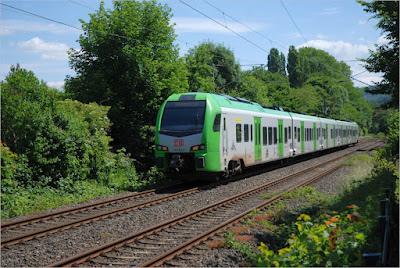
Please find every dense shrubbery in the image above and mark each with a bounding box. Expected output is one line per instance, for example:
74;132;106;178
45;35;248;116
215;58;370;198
0;66;150;218
256;207;367;267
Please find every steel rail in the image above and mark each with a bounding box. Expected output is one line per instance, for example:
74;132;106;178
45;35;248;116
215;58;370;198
1;188;199;247
3;140;380;249
48;141;380;267
139;164;343;267
1;189;157;230
140;141;383;267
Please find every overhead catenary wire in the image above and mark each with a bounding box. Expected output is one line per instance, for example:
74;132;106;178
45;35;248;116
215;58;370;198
3;2;375;88
1;2;194;53
202;0;287;51
178;0;269;54
279;0;307;44
279;0;374;87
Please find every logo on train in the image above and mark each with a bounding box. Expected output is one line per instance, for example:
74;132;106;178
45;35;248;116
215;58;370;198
174;139;184;147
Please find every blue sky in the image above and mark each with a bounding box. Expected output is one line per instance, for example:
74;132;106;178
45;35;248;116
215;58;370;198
1;0;386;89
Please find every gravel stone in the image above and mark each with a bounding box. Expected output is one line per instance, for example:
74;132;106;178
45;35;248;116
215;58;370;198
1;140;379;267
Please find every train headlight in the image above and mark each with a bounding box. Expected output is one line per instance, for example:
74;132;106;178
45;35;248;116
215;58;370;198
190;144;206;151
157;145;168;151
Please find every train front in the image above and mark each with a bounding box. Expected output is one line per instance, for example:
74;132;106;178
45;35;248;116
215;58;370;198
155;93;220;174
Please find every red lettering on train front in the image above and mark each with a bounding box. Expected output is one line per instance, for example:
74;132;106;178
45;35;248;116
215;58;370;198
174;139;184;147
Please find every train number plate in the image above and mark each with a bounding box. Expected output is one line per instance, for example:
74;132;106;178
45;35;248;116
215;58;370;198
174;139;184;147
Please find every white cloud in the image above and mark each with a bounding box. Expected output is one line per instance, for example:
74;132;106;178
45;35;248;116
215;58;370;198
358;20;367;25
318;7;340;15
18;37;70;60
0;19;80;36
297;39;384;87
171;17;266;34
298;39;370;60
316;34;328;40
376;34;390;45
47;81;65;90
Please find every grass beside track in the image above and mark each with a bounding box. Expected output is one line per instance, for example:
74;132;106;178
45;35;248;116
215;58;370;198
223;148;399;267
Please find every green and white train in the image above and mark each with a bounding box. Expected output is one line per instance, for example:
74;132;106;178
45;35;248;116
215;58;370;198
155;92;358;176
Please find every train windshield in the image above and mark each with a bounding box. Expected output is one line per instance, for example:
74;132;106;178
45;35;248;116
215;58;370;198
160;101;206;137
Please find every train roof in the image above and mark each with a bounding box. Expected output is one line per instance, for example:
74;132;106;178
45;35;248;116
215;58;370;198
165;92;357;126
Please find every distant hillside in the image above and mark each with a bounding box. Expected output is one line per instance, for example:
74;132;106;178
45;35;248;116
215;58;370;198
358;88;391;104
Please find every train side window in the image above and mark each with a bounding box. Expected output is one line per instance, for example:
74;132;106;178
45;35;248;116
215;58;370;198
331;129;333;139
244;124;249;142
274;127;277;144
294;127;297;139
251;125;253;142
288;126;291;139
223;118;226;131
213;114;221;132
263;127;268;145
284;127;288;143
268;127;273;145
236;124;242;143
297;128;300;142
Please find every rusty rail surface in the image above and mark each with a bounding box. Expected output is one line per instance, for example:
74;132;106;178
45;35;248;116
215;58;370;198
48;140;381;267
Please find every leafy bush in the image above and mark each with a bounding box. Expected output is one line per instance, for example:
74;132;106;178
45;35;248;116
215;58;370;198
256;206;367;267
1;66;145;218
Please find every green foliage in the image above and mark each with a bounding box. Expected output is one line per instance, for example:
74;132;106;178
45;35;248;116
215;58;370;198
385;109;399;157
1;66;145;218
256;207;368;267
185;41;241;94
2;66;91;187
65;0;188;169
232;74;271;106
267;48;286;75
358;0;399;108
282;186;325;204
223;231;256;260
287;45;299;88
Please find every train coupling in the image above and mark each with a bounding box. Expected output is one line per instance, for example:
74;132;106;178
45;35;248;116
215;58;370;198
170;154;184;168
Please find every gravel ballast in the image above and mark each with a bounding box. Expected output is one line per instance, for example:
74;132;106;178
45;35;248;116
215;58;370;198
1;140;379;267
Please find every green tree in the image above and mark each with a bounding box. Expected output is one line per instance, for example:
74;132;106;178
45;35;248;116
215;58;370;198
358;0;399;108
287;45;299;87
1;66;90;187
234;73;271;106
267;48;283;74
296;52;311;87
65;0;188;169
280;52;287;76
185;41;241;94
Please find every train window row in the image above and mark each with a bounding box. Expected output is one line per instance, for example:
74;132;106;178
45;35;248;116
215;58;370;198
235;123;357;145
236;123;254;143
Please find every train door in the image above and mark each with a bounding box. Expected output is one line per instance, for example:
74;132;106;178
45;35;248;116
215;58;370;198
222;114;228;157
254;117;262;161
333;125;336;146
325;124;328;148
313;123;317;150
300;121;305;153
278;120;284;157
341;125;343;145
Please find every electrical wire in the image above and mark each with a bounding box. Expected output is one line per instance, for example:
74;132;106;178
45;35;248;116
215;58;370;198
179;0;269;54
279;1;373;87
280;0;307;44
202;0;287;51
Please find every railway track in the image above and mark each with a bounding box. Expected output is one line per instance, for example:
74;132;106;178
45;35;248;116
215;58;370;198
1;188;200;247
1;140;380;249
48;140;381;267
